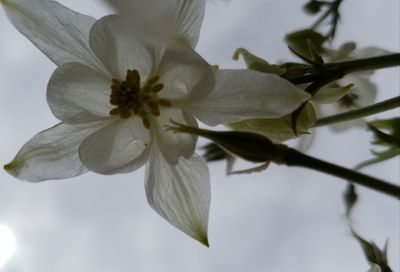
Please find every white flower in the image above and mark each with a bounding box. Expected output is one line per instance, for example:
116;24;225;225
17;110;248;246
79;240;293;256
2;0;309;245
318;43;391;132
104;0;205;48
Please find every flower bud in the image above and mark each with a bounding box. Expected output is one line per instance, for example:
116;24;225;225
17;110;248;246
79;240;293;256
303;1;323;15
168;122;280;163
286;29;326;60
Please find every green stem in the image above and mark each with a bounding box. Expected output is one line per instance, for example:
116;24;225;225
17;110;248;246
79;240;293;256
328;53;400;74
173;124;400;199
283;147;400;199
287;53;400;85
311;0;343;32
314;96;400;127
311;6;332;29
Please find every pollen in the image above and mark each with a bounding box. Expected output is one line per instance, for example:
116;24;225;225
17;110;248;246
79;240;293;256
109;69;172;128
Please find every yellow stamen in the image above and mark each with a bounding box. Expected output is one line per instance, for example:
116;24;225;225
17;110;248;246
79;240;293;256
109;69;171;129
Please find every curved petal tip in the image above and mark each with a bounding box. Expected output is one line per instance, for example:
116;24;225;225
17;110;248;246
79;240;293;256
3;161;18;177
196;230;209;247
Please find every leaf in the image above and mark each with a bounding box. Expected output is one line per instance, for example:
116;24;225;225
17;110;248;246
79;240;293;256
286;29;326;60
351;230;392;272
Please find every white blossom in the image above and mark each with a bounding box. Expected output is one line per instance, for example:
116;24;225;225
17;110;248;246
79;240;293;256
318;43;391;132
2;0;309;245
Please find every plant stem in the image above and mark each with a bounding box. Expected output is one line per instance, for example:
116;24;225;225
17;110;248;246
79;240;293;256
328;53;400;74
311;0;343;35
287;53;400;85
173;124;400;199
283;147;400;199
314;96;400;127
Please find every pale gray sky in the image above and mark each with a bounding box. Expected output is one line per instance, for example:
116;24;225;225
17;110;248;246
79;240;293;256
0;0;399;271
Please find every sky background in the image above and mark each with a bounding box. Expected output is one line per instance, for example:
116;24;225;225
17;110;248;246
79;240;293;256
0;0;399;271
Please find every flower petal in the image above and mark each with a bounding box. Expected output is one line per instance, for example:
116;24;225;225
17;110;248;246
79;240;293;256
152;108;197;165
145;147;210;246
321;76;377;132
89;15;155;79
350;47;392;59
4;121;107;182
79;119;150;174
156;45;215;101
340;76;377;107
47;62;114;124
186;69;310;126
105;0;206;47
2;0;105;71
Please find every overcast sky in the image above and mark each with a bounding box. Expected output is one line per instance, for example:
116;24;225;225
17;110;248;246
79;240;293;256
0;0;399;271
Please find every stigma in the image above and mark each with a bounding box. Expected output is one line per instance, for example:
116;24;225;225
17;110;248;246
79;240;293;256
109;69;172;128
338;92;359;108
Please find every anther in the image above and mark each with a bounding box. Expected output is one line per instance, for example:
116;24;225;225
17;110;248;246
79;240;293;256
146;76;159;86
120;108;132;119
109;69;166;127
151;83;164;93
142;117;150;129
158;99;172;107
109;108;120;115
148;101;160;116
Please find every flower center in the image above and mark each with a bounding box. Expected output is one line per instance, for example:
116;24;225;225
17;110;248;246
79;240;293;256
109;69;171;128
338;92;359;108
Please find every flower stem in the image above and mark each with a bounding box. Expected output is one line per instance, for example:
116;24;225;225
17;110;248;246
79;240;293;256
282;146;400;199
311;0;344;39
172;123;400;199
328;53;400;74
287;53;400;85
314;96;400;127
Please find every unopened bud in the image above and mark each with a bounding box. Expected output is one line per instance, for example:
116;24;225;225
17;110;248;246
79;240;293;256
168;121;281;163
303;1;323;15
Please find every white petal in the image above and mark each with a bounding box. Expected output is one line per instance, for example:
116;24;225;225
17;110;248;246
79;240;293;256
145;148;210;246
79;119;151;174
105;0;206;47
4;121;107;182
156;46;215;101
339;76;377;107
172;0;206;47
2;0;105;71
351;47;392;59
152;108;197;165
47;62;114;124
321;76;377;132
187;69;310;126
367;264;382;272
89;15;155;79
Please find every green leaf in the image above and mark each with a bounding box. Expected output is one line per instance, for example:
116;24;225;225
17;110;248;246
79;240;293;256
352;231;380;264
368;123;400;148
286;29;326;60
355;148;400;170
352;230;392;271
